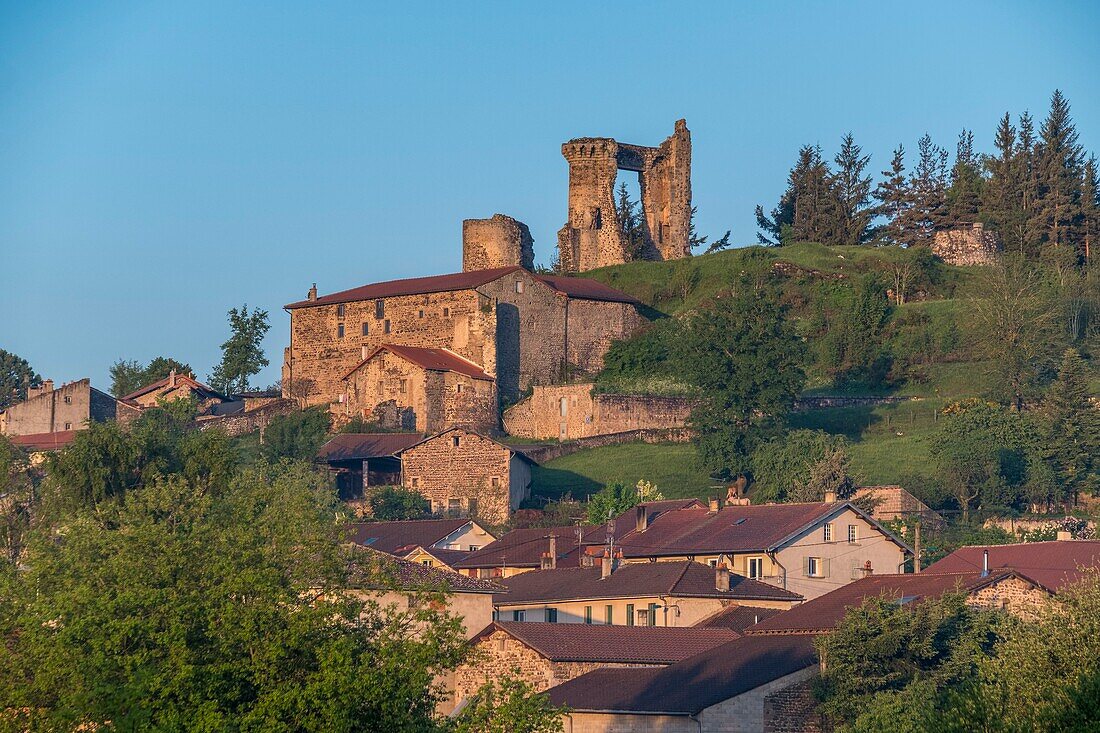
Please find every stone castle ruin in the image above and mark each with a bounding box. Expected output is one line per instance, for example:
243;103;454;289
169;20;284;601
462;214;535;272
557;119;692;272
932;222;1002;266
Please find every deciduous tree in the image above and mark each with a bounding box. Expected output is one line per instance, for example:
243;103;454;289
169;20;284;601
209;304;270;394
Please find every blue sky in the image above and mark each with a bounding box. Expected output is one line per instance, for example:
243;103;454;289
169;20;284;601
1;1;1097;390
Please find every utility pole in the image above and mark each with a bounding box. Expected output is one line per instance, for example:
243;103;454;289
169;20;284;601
913;519;922;573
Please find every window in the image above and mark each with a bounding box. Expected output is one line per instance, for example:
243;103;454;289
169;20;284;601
806;557;828;578
452;436;460;447
443;307;450;318
418;309;424;318
604;605;613;624
560;397;568;417
468;545;479;552
361;322;369;336
448;498;461;513
375;300;385;319
490;476;500;487
823;523;834;542
647;603;658;627
383;319;391;334
546;607;558;623
707;558;718;568
63;395;71;404
337;323;345;338
626;603;635;626
848;525;858;544
64;422;72;430
410;477;419;488
456;383;464;394
399;379;407;394
747;556;764;579
468;498;478;515
337;304;345;317
511;610;525;622
584;606;593;624
497;637;507;651
515;280;524;294
377;380;384;394
421;559;432;567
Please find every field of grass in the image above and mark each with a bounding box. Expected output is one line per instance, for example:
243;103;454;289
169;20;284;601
529;442;720;502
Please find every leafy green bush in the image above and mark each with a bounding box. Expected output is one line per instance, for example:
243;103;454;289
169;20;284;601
262;406;332;461
368;485;430;520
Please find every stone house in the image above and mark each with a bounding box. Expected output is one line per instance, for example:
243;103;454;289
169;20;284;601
852;485;946;531
346;517;497;571
316;432;423;501
492;560;802;628
453;622;739;707
545;634;820;733
397;428;536;524
503;382;693;440
923;538;1100;592
0;378;137;436
577;498;911;600
281;266;643;411
121;370;227;412
341;344;498;433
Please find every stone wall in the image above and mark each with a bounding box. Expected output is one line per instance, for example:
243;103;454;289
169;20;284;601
511;428;692;464
966;575;1051;621
194;398;298;437
462;214;534;271
557;120;692;273
763;678;830;733
400;429;521;523
503;383;692;440
931;223;1002;266
283;289;496;407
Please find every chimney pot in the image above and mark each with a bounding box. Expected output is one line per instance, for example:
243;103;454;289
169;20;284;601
169;369;176;388
824;490;837;503
547;535;558;569
1056;530;1073;542
635;504;648;532
600;552;613;580
981;549;989;577
43;379;54;393
308;283;318;301
708;497;719;512
715;561;730;592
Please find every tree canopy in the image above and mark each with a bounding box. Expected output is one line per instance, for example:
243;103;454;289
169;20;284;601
210;304;271;394
0;348;41;410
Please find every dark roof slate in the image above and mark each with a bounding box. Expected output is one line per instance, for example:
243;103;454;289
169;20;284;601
318;433;424;462
454;525;593;570
347;547;503;594
494;561;802;604
476;622;739;664
923;540;1100;593
545;635;818;714
346;518;478;556
694;604;787;634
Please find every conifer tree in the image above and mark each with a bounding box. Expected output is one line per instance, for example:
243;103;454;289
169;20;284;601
1017;111;1044;254
983;113;1024;253
1081;156;1099;264
615;181;645;258
1036;90;1085;254
947;129;983;224
873;145;910;245
1041;348;1100;501
833;133;874;245
907;134;950;246
789;145;840;244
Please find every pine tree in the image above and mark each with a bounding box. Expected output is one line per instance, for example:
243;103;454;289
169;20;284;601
908;134;950;246
756;147;813;245
615;181;645;258
983;113;1024;253
1017;111;1044;255
947;129;983;224
1036;90;1085;254
1081;156;1099;264
790;145;840;244
873;145;910;245
1042;348;1100;501
833;133;874;245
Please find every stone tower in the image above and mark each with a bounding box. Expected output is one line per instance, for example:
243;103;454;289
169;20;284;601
462;214;535;272
557;119;692;273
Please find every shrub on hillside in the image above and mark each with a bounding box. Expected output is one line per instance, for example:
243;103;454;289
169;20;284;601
262;406;331;461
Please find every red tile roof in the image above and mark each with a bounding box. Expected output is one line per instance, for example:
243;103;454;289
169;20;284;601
342;344;494;381
545;635;818;714
923;540;1100;593
474;622;739;664
346;518;485;556
121;373;225;402
745;570;1027;635
285;266;640;309
494;561;802;604
694;604;787;634
347;547;503;594
8;430;80;452
454;525;594;570
317;433;423;462
601;501;909;557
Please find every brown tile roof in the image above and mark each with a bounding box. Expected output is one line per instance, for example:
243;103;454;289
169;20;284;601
317;433;423;462
121;373;225;402
347;547;503;594
454;525;594;570
396;428;538;465
474;622;739;664
745;570;1028;635
545;635;818;714
493;561;802;604
346;518;484;556
8;430;80;452
923;540;1100;593
600;501;909;557
285;266;640;309
342;344;494;381
694;604;787;634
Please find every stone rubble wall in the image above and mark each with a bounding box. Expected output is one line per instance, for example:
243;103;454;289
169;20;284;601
503;383;693;440
462;214;535;271
399;429;516;523
931;223;1002;266
193;398;299;438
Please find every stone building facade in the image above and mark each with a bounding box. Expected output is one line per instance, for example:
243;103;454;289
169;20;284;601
0;379;133;436
462;214;534;271
342;345;498;434
283;267;644;415
503;382;693;440
932;222;1002;266
557;120;692;272
398;428;534;524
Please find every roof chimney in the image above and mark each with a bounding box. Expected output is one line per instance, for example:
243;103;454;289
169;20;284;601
824;490;837;503
860;560;873;579
540;535;558;570
715;561;730;592
168;369;177;388
981;549;989;578
635;504;648;533
600;551;613;580
42;379;54;393
308;283;318;301
708;497;719;512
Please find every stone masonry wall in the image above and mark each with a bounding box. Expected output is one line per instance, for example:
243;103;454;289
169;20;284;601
503;383;692;440
400;429;516;523
462;214;534;271
932;223;1002;266
966;575;1051;621
0;379;110;436
345;351;431;431
284;289;496;408
194;398;298;437
763;678;830;733
565;299;647;377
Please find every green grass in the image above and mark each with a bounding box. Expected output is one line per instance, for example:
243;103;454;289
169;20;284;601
530;442;720;502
